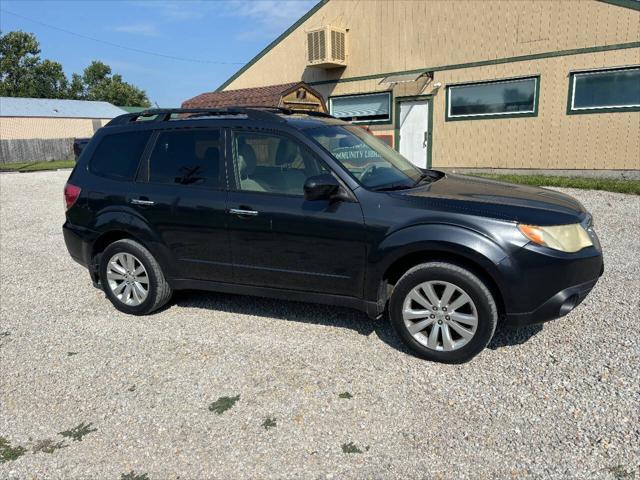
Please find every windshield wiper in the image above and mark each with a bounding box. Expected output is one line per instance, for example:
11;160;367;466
372;183;413;192
413;172;433;187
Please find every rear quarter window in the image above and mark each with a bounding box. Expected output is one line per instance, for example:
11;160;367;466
89;130;151;180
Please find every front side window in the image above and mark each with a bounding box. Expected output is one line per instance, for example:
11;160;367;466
308;125;423;190
90;130;151;180
569;67;640;113
232;132;328;196
447;76;538;120
329;92;391;123
148;129;223;188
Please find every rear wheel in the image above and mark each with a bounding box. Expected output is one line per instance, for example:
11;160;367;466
389;262;497;363
99;239;172;315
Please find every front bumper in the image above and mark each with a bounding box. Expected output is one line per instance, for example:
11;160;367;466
503;270;602;326
499;228;603;326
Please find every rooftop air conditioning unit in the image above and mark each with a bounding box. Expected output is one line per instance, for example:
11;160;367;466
306;26;347;69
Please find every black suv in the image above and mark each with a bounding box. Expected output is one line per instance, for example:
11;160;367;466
63;107;603;363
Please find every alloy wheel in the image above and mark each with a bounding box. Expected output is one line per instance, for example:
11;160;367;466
106;252;149;306
402;280;478;351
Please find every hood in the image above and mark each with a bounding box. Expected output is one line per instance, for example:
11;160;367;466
396;173;587;225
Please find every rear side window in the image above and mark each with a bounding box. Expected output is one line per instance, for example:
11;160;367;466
90;131;151;180
149;129;223;188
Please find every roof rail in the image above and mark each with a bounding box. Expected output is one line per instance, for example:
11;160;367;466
106;106;335;126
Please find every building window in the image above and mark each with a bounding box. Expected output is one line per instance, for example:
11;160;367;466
446;76;539;120
329;92;391;123
568;66;640;114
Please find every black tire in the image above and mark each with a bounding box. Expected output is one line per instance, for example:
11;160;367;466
99;239;172;315
388;262;497;363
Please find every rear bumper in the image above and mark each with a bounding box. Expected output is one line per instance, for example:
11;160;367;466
63;221;97;269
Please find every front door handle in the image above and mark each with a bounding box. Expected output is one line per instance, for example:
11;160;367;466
131;198;155;206
229;208;259;217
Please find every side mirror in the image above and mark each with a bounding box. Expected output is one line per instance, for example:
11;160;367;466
304;174;341;201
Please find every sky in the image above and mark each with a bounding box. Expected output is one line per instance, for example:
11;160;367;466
0;0;317;106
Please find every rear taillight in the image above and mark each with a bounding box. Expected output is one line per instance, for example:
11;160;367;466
64;183;81;211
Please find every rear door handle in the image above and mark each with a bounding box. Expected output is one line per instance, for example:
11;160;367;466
131;198;155;206
229;208;258;217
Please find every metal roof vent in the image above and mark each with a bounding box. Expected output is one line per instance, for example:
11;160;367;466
306;26;346;69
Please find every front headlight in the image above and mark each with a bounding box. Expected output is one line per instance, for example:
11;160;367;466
518;223;593;253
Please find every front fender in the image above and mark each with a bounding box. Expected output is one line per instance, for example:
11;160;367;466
365;223;513;304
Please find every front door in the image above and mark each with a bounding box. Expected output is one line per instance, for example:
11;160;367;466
397;97;432;168
226;130;367;298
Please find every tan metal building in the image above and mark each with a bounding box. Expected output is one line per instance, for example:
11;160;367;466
213;0;640;174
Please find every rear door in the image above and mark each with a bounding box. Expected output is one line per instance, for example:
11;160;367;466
129;127;232;282
226;129;367;298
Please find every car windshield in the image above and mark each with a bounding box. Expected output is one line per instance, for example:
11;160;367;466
307;125;424;190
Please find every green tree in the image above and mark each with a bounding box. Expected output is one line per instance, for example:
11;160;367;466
28;59;69;98
81;60;111;88
67;73;85;99
0;31;151;107
0;30;42;97
82;61;151;107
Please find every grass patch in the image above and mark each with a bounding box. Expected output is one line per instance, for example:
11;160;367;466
608;465;636;480
208;395;240;415
341;442;368;454
262;417;277;430
31;438;67;454
338;392;353;399
121;472;150;480
59;422;97;441
0;437;27;463
469;173;640;195
0;160;75;172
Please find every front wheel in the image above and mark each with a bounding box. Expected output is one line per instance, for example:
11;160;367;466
389;262;497;363
99;239;172;315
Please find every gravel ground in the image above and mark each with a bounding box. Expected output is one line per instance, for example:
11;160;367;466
1;170;638;480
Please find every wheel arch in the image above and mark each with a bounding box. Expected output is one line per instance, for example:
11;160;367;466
89;210;174;283
91;230;136;259
367;224;510;318
381;250;506;319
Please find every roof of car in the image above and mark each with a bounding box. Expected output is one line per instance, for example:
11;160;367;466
280;114;346;129
105;107;347;130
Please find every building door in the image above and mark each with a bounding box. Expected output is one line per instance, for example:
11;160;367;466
396;97;432;168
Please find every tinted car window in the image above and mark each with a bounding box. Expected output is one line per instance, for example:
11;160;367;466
233;131;328;196
90;130;151;180
149;129;222;188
